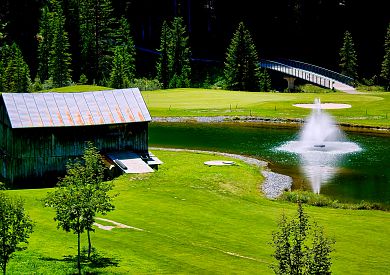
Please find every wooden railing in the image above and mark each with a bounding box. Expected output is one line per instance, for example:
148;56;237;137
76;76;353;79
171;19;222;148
259;59;355;89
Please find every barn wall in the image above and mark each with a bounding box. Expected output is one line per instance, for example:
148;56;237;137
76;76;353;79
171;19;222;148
3;122;149;185
0;98;12;182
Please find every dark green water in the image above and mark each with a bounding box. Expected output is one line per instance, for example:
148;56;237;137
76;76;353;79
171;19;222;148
149;122;390;205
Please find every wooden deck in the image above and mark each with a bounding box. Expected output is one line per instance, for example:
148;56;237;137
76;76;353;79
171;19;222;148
106;151;154;173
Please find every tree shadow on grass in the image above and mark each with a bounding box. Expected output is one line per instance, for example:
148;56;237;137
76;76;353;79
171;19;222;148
40;251;119;271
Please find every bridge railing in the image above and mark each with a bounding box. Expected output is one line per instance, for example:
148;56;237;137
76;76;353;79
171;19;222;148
259;59;334;89
272;58;355;86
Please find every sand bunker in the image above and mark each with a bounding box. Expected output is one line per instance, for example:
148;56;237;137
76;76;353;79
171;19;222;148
93;217;144;231
293;103;351;109
204;160;236;166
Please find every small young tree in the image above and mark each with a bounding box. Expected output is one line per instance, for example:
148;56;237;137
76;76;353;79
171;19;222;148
45;161;88;274
380;22;390;91
339;30;358;80
82;141;115;259
45;141;116;272
224;21;262;92
0;192;34;275
270;201;335;275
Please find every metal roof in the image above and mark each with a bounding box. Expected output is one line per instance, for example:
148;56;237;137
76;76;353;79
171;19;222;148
1;88;151;128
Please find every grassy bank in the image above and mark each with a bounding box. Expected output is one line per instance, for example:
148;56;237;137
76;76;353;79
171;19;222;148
4;150;390;274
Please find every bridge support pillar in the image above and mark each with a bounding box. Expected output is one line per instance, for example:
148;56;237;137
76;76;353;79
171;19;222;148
283;76;296;91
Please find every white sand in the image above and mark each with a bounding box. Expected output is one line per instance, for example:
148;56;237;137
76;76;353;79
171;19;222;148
293;103;352;109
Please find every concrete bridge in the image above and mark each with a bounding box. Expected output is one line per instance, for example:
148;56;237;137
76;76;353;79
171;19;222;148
259;59;359;94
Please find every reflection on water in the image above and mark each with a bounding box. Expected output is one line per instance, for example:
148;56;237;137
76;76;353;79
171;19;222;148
275;98;362;194
276;141;362;194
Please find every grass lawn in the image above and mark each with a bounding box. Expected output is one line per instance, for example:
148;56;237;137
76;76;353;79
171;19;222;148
142;87;390;129
4;150;390;274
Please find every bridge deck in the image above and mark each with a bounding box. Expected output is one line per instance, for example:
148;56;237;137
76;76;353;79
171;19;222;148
259;59;360;94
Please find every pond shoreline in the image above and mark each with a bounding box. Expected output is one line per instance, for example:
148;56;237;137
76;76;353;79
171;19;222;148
152;116;390;135
150;147;293;200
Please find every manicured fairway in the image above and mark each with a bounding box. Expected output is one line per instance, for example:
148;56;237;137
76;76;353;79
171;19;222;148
5;150;390;274
142;88;390;128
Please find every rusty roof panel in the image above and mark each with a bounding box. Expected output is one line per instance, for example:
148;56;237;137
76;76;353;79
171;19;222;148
13;95;32;127
2;94;22;128
23;94;43;127
53;94;73;126
1;88;151;128
72;93;90;125
102;91;122;124
123;89;143;121
83;93;101;124
132;88;151;121
115;90;134;121
44;93;63;126
34;93;53;127
93;92;113;124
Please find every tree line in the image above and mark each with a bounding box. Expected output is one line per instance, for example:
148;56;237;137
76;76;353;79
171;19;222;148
0;0;389;92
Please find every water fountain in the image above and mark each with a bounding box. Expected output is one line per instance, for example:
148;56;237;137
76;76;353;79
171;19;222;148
276;98;362;193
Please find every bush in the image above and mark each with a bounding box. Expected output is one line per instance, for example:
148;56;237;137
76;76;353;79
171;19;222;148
79;74;88;85
270;201;335;275
131;78;162;91
279;191;390;211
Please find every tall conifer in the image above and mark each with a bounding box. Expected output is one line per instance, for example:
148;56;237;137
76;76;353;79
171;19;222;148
156;20;170;89
79;0;115;84
224;21;262;91
36;5;52;82
339;30;358;80
380;22;390;90
48;0;72;87
1;43;31;93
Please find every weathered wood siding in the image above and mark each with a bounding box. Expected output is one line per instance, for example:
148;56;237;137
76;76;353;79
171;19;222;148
0;120;149;184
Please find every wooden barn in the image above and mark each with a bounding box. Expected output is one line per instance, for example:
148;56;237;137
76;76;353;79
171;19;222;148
0;88;159;185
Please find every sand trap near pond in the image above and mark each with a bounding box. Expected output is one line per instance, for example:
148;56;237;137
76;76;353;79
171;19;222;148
204;160;236;166
293;103;352;109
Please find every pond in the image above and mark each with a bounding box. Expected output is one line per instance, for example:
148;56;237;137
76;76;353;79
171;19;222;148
149;122;390;206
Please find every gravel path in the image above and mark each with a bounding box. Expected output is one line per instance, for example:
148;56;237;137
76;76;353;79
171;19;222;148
150;147;292;199
152;116;304;124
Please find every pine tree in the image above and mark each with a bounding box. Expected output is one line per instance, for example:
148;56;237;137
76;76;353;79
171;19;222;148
224;21;262;91
109;46;131;88
114;17;136;82
156;20;170;89
380;22;390;91
36;5;53;82
168;17;192;88
260;68;272;92
79;0;116;84
339;30;358;80
48;0;72;87
1;43;31;93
